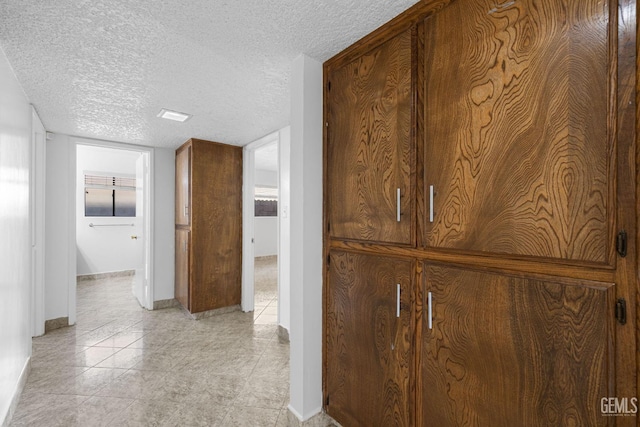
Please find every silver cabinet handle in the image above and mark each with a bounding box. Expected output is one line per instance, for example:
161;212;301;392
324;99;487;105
183;240;187;253
428;291;433;329
396;188;401;222
396;284;401;317
184;205;189;217
429;185;434;223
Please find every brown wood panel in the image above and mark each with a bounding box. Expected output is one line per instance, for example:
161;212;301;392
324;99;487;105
326;251;413;426
190;139;242;313
423;0;614;265
329;239;617;283
175;144;190;226
175;229;189;309
327;29;414;245
421;264;615;426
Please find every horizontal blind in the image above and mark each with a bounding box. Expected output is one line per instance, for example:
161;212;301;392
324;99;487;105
85;174;136;189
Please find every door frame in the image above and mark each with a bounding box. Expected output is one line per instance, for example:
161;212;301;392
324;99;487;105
70;139;155;316
30;107;46;337
241;131;280;313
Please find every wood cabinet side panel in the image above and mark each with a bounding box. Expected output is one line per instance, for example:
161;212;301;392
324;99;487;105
190;140;243;313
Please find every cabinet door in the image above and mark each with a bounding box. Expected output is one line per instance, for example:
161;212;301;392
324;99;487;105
175;145;191;226
175;229;190;309
327;29;414;245
421;264;614;426
423;0;614;264
326;251;413;426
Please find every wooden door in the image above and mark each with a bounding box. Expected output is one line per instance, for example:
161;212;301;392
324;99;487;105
327;28;414;245
175;144;191;226
325;251;413;426
422;0;615;265
175;229;190;310
421;264;615;426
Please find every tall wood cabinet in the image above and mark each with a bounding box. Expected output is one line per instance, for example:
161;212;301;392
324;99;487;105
175;138;242;315
324;0;637;425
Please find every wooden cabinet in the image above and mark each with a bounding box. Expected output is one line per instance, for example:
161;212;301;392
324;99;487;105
175;229;189;308
422;0;614;265
323;0;637;425
175;145;190;226
326;28;414;245
174;138;242;315
421;264;614;426
325;251;413;426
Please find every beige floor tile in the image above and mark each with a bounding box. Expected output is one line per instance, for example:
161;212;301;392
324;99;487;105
11;257;293;427
108;399;181;426
221;405;281;427
95;348;145;369
164;400;229;426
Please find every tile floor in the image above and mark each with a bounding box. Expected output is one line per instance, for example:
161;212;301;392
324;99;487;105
253;256;278;325
10;257;292;426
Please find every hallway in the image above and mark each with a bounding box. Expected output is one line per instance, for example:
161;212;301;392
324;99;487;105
10;259;290;426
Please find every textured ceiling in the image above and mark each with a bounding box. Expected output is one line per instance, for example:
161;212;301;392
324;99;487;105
0;0;419;148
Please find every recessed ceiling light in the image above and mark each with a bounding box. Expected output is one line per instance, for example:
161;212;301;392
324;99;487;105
157;108;192;122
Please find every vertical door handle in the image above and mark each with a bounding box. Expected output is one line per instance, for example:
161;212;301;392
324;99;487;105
184;205;189;217
427;291;433;329
396;188;401;222
183;240;187;253
429;185;434;223
396;284;401;317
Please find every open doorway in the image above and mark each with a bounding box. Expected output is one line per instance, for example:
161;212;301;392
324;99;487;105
75;144;152;325
252;141;279;324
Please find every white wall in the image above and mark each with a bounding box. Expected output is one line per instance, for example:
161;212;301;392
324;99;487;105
255;169;278;187
254;216;277;257
76;145;143;275
278;126;291;330
288;55;323;421
0;47;33;425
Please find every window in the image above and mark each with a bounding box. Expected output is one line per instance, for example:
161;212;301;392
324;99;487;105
254;186;277;217
85;174;136;217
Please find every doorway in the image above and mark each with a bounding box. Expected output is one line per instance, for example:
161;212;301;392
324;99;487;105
242;131;285;324
75;143;152;321
252;141;279;323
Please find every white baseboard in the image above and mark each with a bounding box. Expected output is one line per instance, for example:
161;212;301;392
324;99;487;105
287;405;340;426
1;357;31;427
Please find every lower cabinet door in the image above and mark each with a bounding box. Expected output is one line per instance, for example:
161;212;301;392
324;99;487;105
175;229;190;309
421;264;615;426
325;250;413;426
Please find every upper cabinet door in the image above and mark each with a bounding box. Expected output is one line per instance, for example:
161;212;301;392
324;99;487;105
423;0;614;265
327;29;414;245
175;145;191;226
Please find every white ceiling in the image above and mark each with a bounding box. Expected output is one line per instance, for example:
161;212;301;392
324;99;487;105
0;0;419;149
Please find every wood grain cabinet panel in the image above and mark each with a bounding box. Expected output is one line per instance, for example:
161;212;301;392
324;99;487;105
175;229;189;308
421;264;614;426
423;0;614;265
327;28;414;245
323;0;637;424
326;251;413;426
175;145;190;226
174;139;242;314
